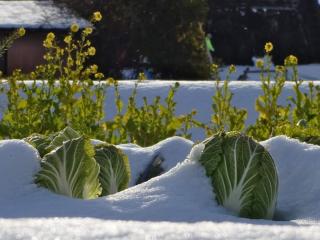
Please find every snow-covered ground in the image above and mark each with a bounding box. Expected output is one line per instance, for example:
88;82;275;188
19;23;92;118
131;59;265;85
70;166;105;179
0;65;319;142
1;77;320;239
101;79;319;141
219;64;320;81
1;136;320;239
122;64;320;81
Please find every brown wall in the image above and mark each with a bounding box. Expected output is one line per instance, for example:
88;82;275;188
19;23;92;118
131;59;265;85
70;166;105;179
7;32;47;74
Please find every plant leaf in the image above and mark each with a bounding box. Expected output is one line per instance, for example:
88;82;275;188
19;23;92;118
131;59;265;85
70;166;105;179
24;134;51;157
199;132;278;220
46;126;81;151
35;137;101;199
95;144;130;196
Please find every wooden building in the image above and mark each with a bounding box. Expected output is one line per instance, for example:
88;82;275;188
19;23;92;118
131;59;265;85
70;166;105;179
0;0;90;74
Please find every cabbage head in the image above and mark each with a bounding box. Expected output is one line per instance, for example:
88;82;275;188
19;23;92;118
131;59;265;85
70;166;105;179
35;137;101;199
31;127;130;199
95;144;131;196
198;132;278;220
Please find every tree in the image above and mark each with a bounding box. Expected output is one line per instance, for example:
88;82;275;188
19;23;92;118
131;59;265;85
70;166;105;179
54;0;210;79
129;0;210;79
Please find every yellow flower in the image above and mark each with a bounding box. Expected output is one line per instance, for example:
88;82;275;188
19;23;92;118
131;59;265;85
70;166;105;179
284;55;298;66
90;64;98;73
275;65;285;73
64;35;72;44
264;42;273;53
57;48;64;55
107;78;116;84
46;32;55;41
229;64;236;73
83;27;93;35
30;72;36;79
95;73;104;79
211;64;219;72
256;59;264;69
43;39;53;48
70;23;79;33
290;55;298;65
138;72;146;81
93;11;103;22
88;47;96;56
17;27;26;37
67;57;74;66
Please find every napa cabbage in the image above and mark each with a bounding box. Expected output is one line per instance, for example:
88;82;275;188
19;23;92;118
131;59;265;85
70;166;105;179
35;136;101;199
198;132;278;220
31;127;131;199
95;144;131;196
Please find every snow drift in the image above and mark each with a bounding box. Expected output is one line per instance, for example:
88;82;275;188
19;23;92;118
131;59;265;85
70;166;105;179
1;136;320;239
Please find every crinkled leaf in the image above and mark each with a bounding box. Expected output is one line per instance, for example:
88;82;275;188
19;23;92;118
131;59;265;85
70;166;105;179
24;132;60;157
35;137;101;199
24;134;52;157
199;132;278;220
95;144;130;196
46;126;81;151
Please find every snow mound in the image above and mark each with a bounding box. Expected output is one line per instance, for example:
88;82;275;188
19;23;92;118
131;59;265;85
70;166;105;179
119;136;194;185
0;140;40;200
262;136;320;221
1;136;320;238
1;218;319;240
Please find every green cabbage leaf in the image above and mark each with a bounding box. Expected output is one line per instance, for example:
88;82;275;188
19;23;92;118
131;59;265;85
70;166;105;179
198;132;278;219
35;137;101;199
46;127;81;152
24;134;52;157
95;144;131;196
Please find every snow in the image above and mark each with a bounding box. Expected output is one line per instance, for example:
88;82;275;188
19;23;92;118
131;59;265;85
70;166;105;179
100;79;319;141
0;140;40;200
119;136;194;185
1;135;320;239
219;64;320;81
0;75;320;238
262;136;320;221
0;78;319;141
0;1;90;29
121;64;320;81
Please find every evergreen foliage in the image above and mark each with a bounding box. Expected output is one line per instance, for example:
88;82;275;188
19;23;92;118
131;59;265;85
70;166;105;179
53;0;210;79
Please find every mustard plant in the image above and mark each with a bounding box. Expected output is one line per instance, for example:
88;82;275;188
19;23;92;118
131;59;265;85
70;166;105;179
0;28;25;58
247;43;289;140
206;65;247;135
105;80;199;146
0;13;107;139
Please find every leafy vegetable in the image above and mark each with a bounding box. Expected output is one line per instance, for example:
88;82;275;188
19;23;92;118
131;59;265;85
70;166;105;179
46;127;81;151
198;132;278;220
24;127;80;157
24;134;51;157
95;144;130;196
35;137;101;199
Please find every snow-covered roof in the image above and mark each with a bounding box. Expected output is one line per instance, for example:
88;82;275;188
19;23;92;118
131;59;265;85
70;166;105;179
0;1;90;29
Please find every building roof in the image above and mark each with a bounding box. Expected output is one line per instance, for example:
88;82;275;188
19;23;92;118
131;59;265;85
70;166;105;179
0;1;90;29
